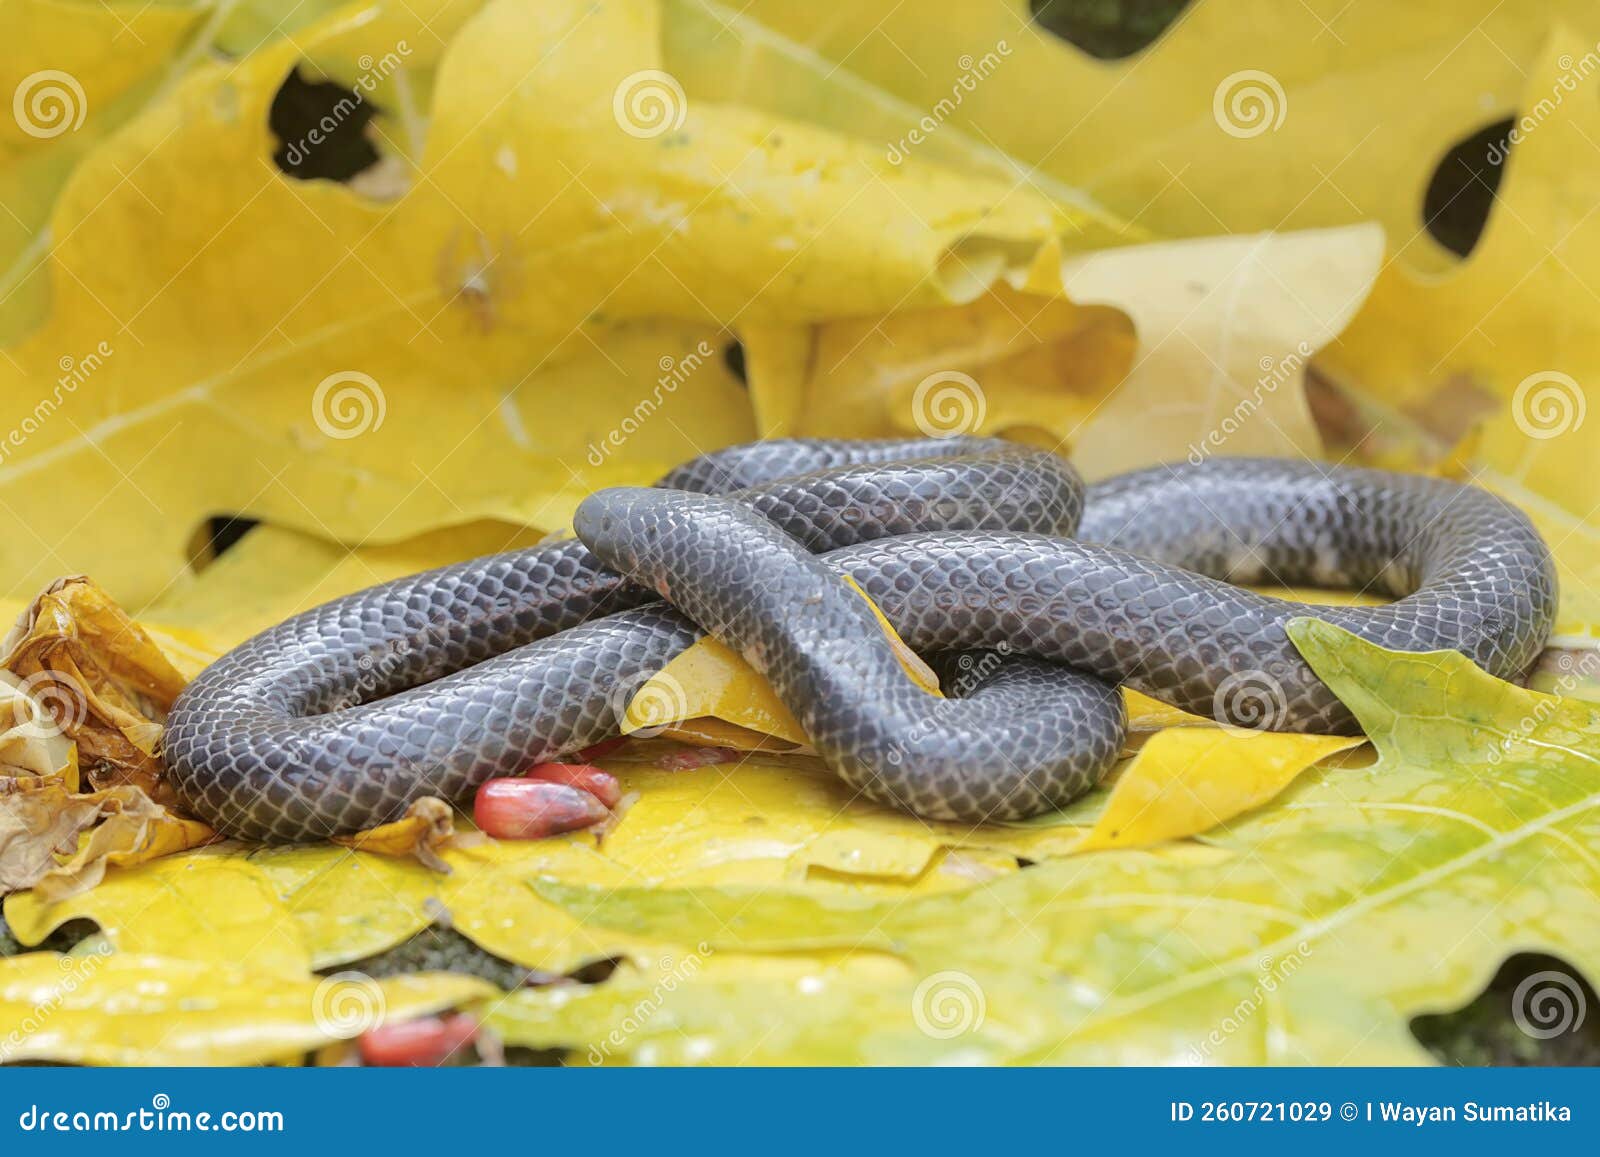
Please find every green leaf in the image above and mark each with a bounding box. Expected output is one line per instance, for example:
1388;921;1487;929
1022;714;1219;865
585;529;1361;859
487;623;1600;1064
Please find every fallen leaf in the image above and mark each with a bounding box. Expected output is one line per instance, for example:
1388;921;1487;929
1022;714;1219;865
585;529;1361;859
2;576;189;796
484;623;1600;1063
5;850;303;976
0;951;492;1066
0;0;1078;606
1323;27;1600;525
1075;730;1365;852
0;777;215;899
333;797;457;874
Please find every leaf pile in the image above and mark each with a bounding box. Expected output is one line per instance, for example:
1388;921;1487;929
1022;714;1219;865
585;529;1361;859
0;0;1597;1065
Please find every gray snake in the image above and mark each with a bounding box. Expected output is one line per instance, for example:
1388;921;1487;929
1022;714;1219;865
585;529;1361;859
163;438;1558;842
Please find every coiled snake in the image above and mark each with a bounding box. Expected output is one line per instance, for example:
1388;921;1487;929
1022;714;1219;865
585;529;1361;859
163;438;1557;842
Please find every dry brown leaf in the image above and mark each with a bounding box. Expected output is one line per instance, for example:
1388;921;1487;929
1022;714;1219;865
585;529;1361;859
1;576;188;797
0;777;216;899
332;797;457;874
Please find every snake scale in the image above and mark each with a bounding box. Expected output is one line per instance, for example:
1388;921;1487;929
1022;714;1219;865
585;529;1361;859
163;438;1558;842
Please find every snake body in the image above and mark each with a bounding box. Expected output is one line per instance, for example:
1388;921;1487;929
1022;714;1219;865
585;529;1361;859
163;439;1557;842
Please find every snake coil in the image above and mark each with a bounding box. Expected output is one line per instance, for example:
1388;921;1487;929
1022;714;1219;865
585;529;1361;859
164;438;1556;842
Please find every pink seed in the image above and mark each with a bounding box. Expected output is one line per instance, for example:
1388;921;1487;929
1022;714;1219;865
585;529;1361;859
474;779;609;839
359;1013;478;1067
523;763;622;808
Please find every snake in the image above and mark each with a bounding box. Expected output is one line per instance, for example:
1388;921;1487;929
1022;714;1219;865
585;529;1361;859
162;437;1558;843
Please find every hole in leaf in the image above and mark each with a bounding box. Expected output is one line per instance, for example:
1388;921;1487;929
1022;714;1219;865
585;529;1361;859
1410;952;1598;1066
269;66;383;182
1421;117;1513;258
186;515;259;573
722;340;747;387
1030;0;1194;60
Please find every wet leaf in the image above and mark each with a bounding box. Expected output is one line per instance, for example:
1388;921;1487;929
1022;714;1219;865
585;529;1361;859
488;625;1600;1064
0;951;491;1066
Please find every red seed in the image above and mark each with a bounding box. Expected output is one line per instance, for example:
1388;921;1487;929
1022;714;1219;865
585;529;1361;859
474;779;609;839
359;1013;478;1067
524;762;622;808
574;738;627;762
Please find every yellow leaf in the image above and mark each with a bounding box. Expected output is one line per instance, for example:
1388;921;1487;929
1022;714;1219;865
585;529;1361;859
251;844;441;972
0;0;1079;605
690;0;1593;247
332;797;456;874
5;851;303;976
1076;730;1365;852
0;0;213;344
1323;26;1600;523
0;951;491;1066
